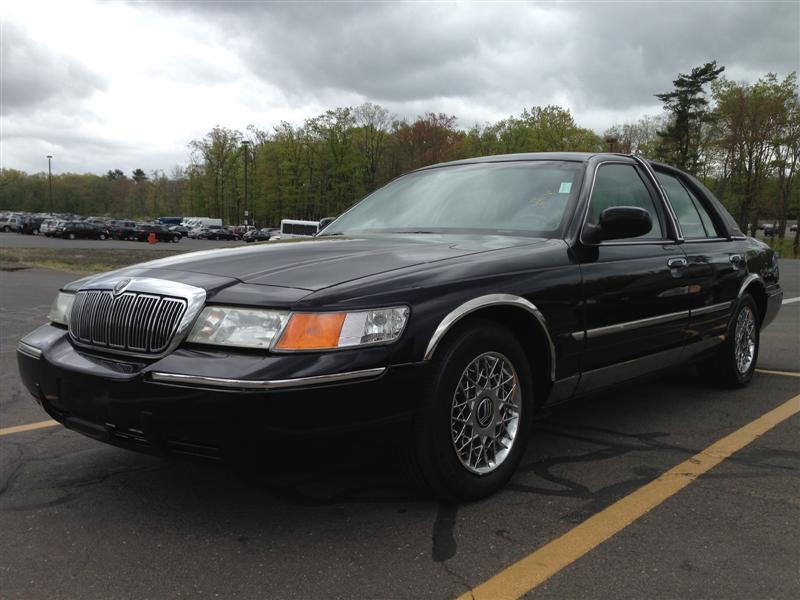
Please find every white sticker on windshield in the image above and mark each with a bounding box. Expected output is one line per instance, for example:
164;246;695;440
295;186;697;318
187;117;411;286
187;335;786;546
559;182;572;194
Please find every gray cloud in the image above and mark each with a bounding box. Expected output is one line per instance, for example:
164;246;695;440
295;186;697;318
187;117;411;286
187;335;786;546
169;1;798;113
2;1;797;174
1;23;107;115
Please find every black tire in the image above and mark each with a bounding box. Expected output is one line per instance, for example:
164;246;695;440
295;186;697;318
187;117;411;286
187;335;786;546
68;233;76;240
173;235;180;243
99;234;106;240
2;226;10;232
406;319;534;501
697;293;760;388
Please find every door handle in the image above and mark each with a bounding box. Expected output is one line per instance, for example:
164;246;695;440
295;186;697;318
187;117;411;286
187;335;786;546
667;257;688;269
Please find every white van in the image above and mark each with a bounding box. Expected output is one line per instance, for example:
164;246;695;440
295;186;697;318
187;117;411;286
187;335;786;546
279;219;319;239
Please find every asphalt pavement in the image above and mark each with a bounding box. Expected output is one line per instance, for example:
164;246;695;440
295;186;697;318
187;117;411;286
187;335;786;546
0;260;798;600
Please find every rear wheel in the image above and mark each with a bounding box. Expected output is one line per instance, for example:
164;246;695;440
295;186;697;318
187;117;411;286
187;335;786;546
173;235;180;243
406;320;533;501
68;233;76;240
697;293;760;388
99;233;107;240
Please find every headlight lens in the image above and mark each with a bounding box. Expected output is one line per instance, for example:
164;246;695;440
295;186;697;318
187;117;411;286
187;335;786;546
275;307;409;351
187;306;290;349
48;291;75;326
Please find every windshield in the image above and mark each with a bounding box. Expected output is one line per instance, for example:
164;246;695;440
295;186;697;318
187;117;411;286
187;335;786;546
323;161;581;238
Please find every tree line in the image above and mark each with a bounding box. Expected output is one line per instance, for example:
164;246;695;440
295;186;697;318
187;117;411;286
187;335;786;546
2;63;797;245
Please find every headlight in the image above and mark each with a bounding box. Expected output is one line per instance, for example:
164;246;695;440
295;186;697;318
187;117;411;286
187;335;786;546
275;307;409;351
187;306;290;349
185;305;409;351
48;291;75;326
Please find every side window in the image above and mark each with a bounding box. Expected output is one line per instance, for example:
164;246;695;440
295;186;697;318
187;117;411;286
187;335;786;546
656;172;720;238
589;164;664;239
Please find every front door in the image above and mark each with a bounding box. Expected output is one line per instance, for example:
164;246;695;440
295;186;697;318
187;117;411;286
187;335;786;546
574;161;690;393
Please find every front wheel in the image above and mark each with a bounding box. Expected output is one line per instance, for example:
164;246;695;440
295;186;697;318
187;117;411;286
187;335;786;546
99;234;106;240
406;320;533;501
697;294;760;388
68;233;76;240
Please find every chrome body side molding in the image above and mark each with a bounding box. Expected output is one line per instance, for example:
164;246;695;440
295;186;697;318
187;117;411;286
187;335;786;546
149;367;387;391
691;301;733;317
423;294;556;381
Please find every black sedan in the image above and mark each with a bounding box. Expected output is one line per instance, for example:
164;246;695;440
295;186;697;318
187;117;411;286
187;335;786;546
17;152;783;500
243;228;272;242
133;224;182;243
56;221;110;240
196;227;237;240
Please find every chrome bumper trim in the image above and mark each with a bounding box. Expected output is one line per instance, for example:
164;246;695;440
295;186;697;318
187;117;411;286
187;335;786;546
149;367;387;391
17;341;43;360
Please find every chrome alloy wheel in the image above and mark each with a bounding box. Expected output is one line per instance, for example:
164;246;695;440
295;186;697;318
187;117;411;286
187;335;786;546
734;305;756;374
450;351;522;475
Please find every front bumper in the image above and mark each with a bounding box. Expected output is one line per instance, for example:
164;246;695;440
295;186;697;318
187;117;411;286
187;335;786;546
17;324;424;459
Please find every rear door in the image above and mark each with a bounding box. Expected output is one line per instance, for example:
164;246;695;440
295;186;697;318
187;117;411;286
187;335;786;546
574;160;690;393
654;168;745;357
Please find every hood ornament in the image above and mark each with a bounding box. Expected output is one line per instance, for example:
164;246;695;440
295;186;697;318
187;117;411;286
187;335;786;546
113;278;132;295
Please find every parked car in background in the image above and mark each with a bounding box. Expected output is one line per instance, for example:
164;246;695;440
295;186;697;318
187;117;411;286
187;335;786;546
19;216;45;235
762;223;777;236
196;227;237;240
133;224;182;243
243;228;272;242
1;215;21;232
790;223;798;233
233;225;256;238
169;225;190;237
106;220;138;240
40;219;61;236
56;221;110;240
318;217;336;232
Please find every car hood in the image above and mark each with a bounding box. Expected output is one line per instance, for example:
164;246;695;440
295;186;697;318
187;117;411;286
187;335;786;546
68;234;548;294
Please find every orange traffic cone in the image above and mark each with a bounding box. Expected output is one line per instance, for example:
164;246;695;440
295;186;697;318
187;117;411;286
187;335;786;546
148;232;157;244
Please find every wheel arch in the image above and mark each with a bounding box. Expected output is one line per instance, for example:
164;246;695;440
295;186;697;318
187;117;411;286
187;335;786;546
738;274;767;327
423;294;556;402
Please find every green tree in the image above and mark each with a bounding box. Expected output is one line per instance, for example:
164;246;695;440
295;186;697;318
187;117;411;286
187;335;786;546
655;61;725;174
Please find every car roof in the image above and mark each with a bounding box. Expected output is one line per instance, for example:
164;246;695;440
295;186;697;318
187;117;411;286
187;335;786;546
415;151;603;172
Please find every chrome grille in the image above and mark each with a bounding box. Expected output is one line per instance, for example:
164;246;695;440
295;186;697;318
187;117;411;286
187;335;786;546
69;289;187;355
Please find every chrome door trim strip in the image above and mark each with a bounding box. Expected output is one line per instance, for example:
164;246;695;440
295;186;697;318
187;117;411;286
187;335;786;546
149;367;387;391
572;309;690;340
691;301;733;317
423;294;556;381
17;341;43;359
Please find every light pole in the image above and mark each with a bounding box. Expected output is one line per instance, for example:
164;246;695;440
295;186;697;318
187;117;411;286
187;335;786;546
46;155;54;213
241;141;250;225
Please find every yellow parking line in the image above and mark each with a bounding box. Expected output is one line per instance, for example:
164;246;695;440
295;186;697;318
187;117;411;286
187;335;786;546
0;419;59;437
756;369;800;378
458;393;800;600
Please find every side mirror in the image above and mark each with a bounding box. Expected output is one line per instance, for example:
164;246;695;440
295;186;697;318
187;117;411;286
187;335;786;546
583;206;652;243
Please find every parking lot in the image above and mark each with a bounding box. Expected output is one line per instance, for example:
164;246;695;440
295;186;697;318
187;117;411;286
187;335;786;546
1;253;798;598
0;231;243;251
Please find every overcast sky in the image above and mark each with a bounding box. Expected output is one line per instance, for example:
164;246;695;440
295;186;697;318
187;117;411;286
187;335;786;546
2;0;798;175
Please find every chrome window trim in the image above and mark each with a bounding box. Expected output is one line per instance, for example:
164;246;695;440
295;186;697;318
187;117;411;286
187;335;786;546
71;276;206;360
423;293;556;381
149;367;386;391
578;159;676;247
17;341;43;360
632;156;684;242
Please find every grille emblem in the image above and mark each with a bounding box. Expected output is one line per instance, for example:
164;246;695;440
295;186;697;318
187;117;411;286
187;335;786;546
113;278;131;295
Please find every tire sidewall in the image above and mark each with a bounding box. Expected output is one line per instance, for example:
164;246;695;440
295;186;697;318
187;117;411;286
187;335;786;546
417;321;534;500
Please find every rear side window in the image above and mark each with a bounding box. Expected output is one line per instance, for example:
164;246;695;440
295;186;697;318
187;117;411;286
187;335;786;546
656;172;720;238
588;164;664;239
